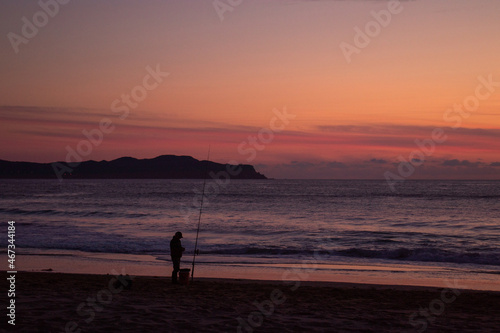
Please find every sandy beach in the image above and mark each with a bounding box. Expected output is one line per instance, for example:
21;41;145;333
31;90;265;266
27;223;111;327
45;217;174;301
5;271;500;332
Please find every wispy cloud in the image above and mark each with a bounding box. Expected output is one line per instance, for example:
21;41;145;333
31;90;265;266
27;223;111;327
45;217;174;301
318;124;500;138
259;157;500;179
368;158;388;164
442;159;483;168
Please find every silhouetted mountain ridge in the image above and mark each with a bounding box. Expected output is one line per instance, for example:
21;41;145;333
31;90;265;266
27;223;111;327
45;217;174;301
0;155;267;179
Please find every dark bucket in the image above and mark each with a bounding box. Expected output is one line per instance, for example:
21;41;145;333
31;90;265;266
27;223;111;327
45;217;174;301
179;268;191;285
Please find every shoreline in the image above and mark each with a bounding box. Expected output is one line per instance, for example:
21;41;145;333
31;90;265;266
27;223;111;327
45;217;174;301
7;271;500;332
11;269;495;293
8;250;500;292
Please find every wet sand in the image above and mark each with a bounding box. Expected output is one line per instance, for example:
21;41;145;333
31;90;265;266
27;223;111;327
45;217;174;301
6;272;500;332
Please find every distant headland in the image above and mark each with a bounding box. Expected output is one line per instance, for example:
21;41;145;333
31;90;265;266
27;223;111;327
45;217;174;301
0;155;267;180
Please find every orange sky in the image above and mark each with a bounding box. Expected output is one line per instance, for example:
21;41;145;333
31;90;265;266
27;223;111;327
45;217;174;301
1;0;499;179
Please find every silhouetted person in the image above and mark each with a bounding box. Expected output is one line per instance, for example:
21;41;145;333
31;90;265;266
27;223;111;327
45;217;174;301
170;231;185;284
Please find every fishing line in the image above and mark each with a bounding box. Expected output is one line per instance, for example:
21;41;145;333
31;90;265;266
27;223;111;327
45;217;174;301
191;146;210;282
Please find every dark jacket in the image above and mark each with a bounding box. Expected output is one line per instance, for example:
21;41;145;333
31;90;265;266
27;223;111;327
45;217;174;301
170;237;183;258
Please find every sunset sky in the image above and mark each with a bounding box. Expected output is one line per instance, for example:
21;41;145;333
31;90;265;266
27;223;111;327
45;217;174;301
1;0;499;179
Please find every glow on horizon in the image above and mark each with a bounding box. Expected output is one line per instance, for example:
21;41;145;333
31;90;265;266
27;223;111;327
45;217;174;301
0;0;499;179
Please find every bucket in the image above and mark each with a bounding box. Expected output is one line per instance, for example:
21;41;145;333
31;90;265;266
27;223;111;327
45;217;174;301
179;268;191;285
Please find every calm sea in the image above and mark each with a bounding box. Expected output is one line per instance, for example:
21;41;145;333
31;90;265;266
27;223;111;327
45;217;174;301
1;179;499;289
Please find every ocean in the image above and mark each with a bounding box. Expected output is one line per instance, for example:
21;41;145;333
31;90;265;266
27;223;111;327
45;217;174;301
1;179;499;290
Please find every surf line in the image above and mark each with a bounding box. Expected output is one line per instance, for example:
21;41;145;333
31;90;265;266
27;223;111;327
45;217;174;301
191;146;211;283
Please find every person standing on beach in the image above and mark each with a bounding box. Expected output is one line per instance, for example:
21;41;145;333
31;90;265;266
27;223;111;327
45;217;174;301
170;231;185;284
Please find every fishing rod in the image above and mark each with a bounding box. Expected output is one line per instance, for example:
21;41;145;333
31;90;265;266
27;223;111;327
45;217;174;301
191;146;210;283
